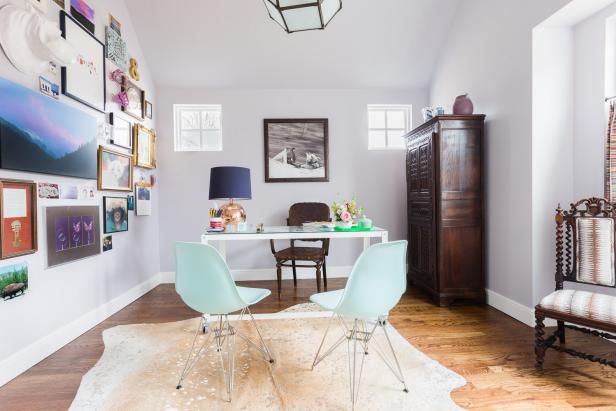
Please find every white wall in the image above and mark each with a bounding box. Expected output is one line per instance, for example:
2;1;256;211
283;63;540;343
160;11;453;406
0;0;159;385
156;87;428;276
531;27;575;305
429;0;571;310
572;3;616;198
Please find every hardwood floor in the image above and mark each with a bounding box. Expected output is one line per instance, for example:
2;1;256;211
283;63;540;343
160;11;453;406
1;279;616;410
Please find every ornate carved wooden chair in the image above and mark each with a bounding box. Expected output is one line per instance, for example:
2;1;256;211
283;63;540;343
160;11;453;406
535;198;616;369
270;202;330;298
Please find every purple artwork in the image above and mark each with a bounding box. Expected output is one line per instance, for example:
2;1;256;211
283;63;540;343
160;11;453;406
69;216;83;248
55;217;69;252
82;216;94;245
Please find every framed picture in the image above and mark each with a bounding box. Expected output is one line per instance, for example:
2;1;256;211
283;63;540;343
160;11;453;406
102;235;112;252
98;146;133;192
103;196;128;233
0;262;28;301
145;100;153;119
109;113;132;150
70;0;95;34
135;183;152;216
264;119;329;183
105;26;128;71
38;183;60;199
0;180;37;260
60;11;106;112
121;77;145;120
134;124;156;169
45;206;100;268
127;194;134;211
0;76;97;179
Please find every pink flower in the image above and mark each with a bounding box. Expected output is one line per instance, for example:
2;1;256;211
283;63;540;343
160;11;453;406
340;211;352;222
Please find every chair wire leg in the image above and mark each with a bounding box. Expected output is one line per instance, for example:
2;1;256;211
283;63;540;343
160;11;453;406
347;319;366;410
238;306;274;363
312;313;347;369
176;317;213;390
379;318;409;393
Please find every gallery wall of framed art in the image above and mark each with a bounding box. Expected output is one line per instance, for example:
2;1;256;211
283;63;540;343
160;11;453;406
0;0;160;386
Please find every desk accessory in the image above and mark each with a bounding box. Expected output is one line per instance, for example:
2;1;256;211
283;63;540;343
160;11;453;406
331;197;364;229
209;167;252;229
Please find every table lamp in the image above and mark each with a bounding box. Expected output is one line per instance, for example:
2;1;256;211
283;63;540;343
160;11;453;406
209;166;252;228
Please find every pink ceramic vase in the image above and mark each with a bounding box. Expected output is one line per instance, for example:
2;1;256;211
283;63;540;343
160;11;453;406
453;94;474;115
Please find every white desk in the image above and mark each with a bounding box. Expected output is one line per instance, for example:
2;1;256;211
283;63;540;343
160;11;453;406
201;226;389;261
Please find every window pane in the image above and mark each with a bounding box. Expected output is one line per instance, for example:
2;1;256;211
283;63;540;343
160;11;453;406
202;110;221;130
387;110;406;129
180;110;200;130
179;130;201;150
387;129;406;148
368;110;386;129
203;130;222;150
369;130;386;148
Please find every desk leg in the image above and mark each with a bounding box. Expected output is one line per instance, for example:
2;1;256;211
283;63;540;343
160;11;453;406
363;237;371;251
218;241;227;262
381;232;389;243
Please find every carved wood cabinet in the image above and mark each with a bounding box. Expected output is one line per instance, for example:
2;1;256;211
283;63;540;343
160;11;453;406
404;115;486;306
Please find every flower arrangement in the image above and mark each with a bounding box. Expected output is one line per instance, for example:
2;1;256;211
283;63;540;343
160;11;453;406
331;197;364;223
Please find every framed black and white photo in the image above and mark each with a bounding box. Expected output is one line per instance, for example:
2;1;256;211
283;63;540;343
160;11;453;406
60;11;106;113
264;119;329;183
121;77;145;120
109;113;132;150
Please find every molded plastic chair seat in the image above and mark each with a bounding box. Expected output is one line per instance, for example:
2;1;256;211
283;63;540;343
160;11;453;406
237;286;271;306
310;289;343;311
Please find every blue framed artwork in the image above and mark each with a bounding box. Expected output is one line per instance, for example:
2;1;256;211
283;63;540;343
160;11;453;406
0;76;97;179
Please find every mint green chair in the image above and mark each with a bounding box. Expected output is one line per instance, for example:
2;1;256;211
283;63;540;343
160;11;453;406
310;240;408;410
174;242;274;402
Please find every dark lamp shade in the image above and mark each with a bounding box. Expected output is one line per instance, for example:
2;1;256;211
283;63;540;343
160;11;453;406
209;167;252;200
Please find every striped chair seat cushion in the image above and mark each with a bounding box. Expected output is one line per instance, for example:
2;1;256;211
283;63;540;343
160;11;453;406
576;217;615;287
539;290;616;325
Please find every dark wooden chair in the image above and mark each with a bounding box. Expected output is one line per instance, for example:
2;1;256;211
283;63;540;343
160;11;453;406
270;202;330;298
535;198;616;369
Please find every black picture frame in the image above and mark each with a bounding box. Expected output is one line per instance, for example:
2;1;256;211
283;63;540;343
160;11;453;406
103;196;129;234
109;113;133;151
121;77;145;121
60;11;106;113
45;206;101;268
264;118;329;183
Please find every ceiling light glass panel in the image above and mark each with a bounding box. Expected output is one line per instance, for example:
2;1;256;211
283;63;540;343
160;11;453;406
264;1;287;31
320;0;341;25
282;6;321;32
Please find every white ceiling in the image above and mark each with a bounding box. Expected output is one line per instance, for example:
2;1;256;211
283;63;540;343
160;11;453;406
125;0;460;89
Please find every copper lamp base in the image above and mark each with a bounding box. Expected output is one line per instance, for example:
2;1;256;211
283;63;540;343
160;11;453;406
221;199;246;228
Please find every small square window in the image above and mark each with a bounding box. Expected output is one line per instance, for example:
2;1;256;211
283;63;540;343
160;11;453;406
174;104;222;152
367;104;412;150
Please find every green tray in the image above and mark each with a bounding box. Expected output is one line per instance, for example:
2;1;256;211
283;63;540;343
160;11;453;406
334;226;373;232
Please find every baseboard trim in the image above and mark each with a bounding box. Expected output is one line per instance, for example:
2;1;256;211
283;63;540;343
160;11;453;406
486;288;556;328
160;265;353;284
0;274;161;387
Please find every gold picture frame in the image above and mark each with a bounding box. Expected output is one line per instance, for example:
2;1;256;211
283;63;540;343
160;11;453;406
133;124;156;169
97;146;133;192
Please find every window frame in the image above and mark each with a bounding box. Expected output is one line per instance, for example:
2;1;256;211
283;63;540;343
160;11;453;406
173;104;223;152
367;104;412;150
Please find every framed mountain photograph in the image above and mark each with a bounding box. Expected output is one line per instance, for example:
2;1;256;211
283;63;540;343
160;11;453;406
264;119;329;183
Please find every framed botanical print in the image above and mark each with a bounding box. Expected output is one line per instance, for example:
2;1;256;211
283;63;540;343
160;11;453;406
145;100;153;119
45;206;100;268
60;11;106;113
264;118;329;183
103;196;128;233
109;113;132;150
134;124;156;169
98;146;133;192
121;77;145;120
0;180;37;260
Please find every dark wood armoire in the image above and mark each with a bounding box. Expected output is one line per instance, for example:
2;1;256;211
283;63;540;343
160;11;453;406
404;115;486;306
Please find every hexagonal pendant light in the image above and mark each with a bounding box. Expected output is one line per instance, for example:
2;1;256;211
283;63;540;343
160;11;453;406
263;0;342;33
